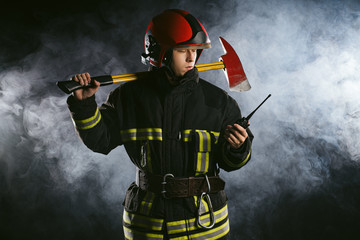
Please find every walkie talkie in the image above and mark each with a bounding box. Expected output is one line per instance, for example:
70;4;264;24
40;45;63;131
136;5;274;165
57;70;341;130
237;94;271;129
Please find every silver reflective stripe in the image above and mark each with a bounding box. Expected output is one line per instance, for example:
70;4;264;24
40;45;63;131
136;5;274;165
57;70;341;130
123;226;163;240
123;210;163;231
167;205;228;235
195;130;213;175
196;130;212;152
74;107;101;130
195;152;209;175
182;130;220;143
189;219;230;240
194;195;209;215
120;128;162;142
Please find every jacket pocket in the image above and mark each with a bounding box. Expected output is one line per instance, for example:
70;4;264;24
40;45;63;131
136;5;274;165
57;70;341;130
193;130;218;175
123;182;141;212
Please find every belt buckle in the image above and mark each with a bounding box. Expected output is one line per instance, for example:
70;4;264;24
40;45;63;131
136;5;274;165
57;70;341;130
161;173;174;199
197;174;215;229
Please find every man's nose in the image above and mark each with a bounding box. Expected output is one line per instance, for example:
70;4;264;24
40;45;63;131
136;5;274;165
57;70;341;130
186;50;196;62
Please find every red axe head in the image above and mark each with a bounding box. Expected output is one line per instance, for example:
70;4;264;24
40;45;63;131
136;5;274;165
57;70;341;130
219;37;251;92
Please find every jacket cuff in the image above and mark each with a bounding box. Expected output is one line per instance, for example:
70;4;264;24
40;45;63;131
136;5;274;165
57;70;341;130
67;95;97;120
229;137;251;154
225;137;252;164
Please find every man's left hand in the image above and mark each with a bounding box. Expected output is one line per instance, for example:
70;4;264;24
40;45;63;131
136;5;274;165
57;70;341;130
224;123;248;149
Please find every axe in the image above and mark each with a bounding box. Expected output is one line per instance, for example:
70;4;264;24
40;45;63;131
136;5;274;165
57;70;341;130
56;37;251;94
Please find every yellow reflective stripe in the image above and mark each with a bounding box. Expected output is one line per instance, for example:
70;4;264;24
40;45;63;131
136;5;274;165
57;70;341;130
123;226;163;240
211;131;220;144
75;107;99;124
182;129;192;142
139;192;155;215
222;143;251;168
238;150;251;167
195;130;212;175
195;130;211;152
120;128;163;142
123;210;163;231
194;195;209;214
206;131;211;151
182;130;220;143
197;130;204;151
170;220;229;240
167;205;228;235
195;152;209;175
74;107;101;130
185;219;230;240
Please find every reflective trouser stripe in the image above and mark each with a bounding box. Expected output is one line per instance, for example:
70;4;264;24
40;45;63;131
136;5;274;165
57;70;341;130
123;226;163;240
123;206;229;239
123;210;164;231
139;191;155;215
171;219;230;240
120;128;163;142
194;195;209;215
74;107;101;130
166;205;228;235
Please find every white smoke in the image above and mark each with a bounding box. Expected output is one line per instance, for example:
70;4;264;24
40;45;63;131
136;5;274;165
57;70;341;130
1;0;360;239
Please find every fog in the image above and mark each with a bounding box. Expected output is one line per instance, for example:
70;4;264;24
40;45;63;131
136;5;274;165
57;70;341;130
1;0;359;239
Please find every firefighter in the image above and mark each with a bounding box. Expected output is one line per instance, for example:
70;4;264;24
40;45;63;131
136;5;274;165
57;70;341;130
67;9;253;239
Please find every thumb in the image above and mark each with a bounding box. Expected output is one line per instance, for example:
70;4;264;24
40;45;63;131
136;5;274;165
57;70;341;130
92;79;100;89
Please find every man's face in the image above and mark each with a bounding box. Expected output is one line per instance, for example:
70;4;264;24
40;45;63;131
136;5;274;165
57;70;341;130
170;47;197;77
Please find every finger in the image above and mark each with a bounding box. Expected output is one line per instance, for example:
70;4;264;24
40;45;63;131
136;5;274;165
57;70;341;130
80;73;89;85
225;126;241;137
77;74;85;86
225;135;236;146
233;124;248;138
84;72;91;85
233;124;247;134
226;134;242;149
73;74;80;82
85;72;91;81
228;133;242;146
93;79;100;87
227;126;243;141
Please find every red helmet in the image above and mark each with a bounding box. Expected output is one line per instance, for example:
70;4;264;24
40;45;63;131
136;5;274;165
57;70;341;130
142;9;211;67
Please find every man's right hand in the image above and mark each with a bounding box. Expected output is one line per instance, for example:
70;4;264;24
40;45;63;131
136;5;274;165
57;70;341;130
72;72;100;100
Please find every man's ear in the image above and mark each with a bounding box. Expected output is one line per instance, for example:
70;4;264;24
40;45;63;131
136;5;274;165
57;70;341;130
162;49;173;66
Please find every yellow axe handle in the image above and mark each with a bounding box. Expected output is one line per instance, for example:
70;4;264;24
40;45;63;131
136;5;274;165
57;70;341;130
111;61;225;83
57;61;225;94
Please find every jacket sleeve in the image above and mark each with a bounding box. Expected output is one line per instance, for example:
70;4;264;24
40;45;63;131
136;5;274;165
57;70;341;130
216;95;254;172
67;88;123;155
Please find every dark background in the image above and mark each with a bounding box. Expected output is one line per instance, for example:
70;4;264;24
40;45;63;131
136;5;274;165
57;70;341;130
1;0;360;239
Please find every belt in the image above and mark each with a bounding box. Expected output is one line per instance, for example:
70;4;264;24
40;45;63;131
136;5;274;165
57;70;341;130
137;171;226;198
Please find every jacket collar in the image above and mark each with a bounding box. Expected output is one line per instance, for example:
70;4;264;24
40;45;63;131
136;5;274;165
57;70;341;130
158;66;199;92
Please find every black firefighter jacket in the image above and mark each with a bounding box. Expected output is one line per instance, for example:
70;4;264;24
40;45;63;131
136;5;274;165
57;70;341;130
67;66;253;239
